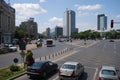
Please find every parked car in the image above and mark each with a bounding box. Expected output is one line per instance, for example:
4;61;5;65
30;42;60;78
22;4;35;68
109;39;114;42
59;61;84;80
4;44;17;52
98;65;119;80
26;60;58;79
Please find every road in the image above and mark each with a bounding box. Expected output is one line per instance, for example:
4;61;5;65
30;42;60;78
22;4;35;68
0;40;75;68
14;40;120;80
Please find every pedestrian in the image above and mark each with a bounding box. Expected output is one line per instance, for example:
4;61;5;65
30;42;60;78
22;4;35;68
25;50;35;66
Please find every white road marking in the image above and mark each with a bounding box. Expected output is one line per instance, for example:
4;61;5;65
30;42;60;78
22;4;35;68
86;40;99;48
53;76;59;80
93;68;98;80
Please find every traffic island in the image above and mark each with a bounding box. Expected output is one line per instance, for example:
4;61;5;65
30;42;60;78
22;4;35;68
0;65;26;80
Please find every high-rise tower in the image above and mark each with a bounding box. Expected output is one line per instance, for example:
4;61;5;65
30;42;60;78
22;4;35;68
63;9;78;37
97;14;107;31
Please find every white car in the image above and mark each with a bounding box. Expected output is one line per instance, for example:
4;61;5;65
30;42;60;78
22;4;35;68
98;66;119;80
5;44;17;52
59;61;84;80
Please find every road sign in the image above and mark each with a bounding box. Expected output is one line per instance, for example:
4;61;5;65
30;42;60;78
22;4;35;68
13;58;18;64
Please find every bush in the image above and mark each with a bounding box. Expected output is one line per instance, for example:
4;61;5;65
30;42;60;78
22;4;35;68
0;49;9;54
9;65;20;72
0;50;5;54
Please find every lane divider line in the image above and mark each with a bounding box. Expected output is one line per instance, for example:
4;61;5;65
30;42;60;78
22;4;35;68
93;68;98;80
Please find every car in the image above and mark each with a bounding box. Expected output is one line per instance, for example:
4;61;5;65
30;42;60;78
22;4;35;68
58;38;65;42
59;61;84;80
26;60;58;79
109;39;114;42
98;65;119;80
4;44;17;52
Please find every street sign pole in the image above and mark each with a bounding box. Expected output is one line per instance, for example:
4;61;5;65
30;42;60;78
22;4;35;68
19;38;26;68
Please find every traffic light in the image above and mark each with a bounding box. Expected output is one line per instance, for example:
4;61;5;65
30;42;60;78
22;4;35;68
111;19;114;28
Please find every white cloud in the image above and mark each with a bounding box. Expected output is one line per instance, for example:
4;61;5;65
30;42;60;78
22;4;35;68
48;17;62;22
75;4;102;10
12;3;47;25
116;15;120;18
40;0;46;3
48;17;63;27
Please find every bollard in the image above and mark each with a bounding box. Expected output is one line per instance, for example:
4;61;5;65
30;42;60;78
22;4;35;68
40;57;41;60
61;51;63;54
52;54;54;58
45;56;46;60
55;53;57;56
49;54;50;59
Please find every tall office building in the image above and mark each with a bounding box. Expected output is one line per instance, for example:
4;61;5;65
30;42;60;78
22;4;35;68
50;26;63;38
63;9;78;37
97;14;107;31
46;27;50;38
0;0;15;43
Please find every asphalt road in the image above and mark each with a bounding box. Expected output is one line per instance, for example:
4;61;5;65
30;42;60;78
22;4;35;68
0;40;75;68
14;40;120;80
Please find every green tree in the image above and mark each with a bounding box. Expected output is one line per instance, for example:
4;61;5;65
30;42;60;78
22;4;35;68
14;27;27;39
38;33;46;38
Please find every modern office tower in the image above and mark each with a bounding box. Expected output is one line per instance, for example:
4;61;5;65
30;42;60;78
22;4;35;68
0;0;15;43
20;18;38;39
63;9;78;37
97;14;107;31
50;26;63;38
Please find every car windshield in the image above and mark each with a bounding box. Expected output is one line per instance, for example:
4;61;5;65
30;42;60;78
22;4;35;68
31;62;43;69
62;64;76;69
102;70;116;76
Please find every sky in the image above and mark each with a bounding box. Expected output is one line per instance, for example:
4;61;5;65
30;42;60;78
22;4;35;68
5;0;120;33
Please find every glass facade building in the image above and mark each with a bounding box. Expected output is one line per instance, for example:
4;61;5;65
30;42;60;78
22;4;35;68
50;26;63;38
97;14;107;31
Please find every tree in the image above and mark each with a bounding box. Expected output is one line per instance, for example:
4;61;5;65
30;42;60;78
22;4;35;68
38;33;46;38
14;27;27;39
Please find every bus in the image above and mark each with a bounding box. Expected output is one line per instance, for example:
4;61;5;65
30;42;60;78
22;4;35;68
46;39;53;47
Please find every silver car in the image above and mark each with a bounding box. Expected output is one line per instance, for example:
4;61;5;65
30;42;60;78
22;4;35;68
59;61;84;80
98;66;119;80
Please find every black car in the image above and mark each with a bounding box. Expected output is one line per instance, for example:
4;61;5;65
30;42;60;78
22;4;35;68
26;60;58;79
109;39;114;42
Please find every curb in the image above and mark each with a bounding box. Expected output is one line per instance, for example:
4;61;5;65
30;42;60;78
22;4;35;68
9;72;26;80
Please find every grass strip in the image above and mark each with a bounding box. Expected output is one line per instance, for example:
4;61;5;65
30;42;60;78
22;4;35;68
0;67;25;80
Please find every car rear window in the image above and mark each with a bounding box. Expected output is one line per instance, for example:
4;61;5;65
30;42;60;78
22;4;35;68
31;62;43;69
102;70;116;76
62;64;75;69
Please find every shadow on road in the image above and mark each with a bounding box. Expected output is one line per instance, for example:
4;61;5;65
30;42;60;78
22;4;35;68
29;70;58;80
79;72;88;80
